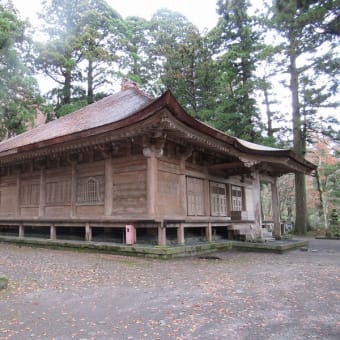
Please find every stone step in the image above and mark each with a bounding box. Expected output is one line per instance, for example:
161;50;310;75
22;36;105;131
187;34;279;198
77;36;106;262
263;237;276;242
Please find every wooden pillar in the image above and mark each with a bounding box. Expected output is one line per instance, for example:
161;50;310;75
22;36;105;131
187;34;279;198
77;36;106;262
39;167;46;217
104;156;113;216
253;171;263;239
19;224;24;238
206;223;212;242
143;138;165;219
16;171;21;217
71;162;77;218
227;227;234;240
85;223;92;241
146;154;158;217
179;171;187;216
203;166;210;217
158;222;166;246
50;224;56;240
203;179;210;216
179;149;192;217
177;223;185;245
271;178;281;239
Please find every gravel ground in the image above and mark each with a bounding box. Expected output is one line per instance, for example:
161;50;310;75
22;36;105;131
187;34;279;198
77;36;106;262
0;238;339;340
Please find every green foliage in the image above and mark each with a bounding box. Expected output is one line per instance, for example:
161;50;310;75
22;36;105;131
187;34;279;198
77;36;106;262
148;9;210;113
35;0;84;105
119;16;157;95
0;4;24;49
0;0;337;156
326;209;340;237
322;163;340;208
76;0;123;104
36;0;122;109
55;99;88;117
0;1;41;139
271;0;340;234
258;0;339;148
204;0;264;142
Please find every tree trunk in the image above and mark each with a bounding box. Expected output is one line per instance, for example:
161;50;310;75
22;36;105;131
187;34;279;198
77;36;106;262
87;59;94;104
316;161;328;229
63;70;72;105
294;173;308;234
263;82;273;138
316;156;328;229
241;56;255;142
289;40;308;234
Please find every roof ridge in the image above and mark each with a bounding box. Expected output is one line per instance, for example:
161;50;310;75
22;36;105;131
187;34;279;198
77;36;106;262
123;86;155;101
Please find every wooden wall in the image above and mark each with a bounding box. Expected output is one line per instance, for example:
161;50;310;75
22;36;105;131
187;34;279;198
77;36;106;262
0;157;148;219
112;158;147;215
181;151;257;221
0;175;17;216
45;167;72;217
76;160;105;217
0;140;260;223
157;159;182;216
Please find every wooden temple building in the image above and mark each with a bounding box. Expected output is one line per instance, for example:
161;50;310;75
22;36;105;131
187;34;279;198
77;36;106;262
0;82;316;246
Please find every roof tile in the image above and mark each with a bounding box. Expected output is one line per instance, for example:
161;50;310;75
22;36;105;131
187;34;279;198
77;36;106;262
0;88;152;153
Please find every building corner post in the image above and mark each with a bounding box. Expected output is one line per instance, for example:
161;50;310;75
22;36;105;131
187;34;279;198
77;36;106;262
271;177;281;239
253;171;263;239
158;221;166;246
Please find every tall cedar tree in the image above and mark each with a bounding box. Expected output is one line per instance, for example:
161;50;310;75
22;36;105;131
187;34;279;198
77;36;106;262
36;0;122;115
120;16;164;96
149;9;211;116
273;0;339;233
77;0;123;104
208;0;263;142
120;10;219;118
36;0;83;108
0;1;40;138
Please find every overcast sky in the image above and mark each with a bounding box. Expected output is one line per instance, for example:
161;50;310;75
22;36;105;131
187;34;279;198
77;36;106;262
13;0;219;32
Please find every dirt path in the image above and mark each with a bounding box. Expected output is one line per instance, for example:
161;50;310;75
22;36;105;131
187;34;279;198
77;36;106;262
0;238;339;339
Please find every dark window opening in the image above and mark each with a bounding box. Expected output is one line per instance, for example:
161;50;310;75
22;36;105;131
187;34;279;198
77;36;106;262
0;225;18;236
184;227;206;244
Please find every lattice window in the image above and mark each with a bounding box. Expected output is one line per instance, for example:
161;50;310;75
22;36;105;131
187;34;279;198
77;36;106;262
210;182;227;216
187;177;204;216
85;179;97;203
77;177;101;204
231;185;243;211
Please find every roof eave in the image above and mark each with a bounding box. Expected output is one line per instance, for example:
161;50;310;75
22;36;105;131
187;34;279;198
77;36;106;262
161;90;316;174
0;89;317;175
0;94;166;158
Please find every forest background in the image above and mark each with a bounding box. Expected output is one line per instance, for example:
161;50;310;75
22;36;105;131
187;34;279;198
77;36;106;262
0;0;339;234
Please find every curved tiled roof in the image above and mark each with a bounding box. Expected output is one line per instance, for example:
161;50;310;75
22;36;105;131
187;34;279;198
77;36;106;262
0;87;316;173
0;87;152;153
